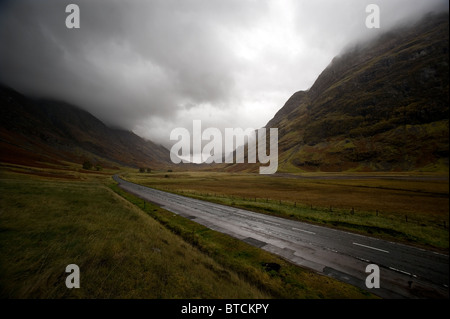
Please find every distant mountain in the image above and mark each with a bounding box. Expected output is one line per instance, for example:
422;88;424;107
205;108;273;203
0;85;171;169
2;13;448;174
261;12;448;172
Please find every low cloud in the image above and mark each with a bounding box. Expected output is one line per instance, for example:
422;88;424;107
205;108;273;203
1;0;447;149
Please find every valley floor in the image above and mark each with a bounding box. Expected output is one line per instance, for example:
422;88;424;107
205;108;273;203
0;163;376;299
123;169;449;252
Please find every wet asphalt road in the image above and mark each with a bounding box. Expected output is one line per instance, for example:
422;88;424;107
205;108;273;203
113;175;448;299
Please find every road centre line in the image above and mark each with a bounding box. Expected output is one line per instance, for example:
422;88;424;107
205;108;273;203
389;267;417;277
353;242;389;253
292;227;316;235
264;220;281;226
356;256;371;263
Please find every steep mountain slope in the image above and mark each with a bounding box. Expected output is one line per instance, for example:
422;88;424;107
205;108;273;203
0;85;171;169
265;12;449;172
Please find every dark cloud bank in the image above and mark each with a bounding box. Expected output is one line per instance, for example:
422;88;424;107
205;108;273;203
0;0;448;148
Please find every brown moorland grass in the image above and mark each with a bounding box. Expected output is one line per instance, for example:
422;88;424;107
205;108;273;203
0;164;374;298
0;168;268;298
123;170;449;251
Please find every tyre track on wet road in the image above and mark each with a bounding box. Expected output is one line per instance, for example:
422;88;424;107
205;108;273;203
114;175;448;299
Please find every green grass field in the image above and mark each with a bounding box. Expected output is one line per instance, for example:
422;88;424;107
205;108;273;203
122;170;449;251
0;164;374;298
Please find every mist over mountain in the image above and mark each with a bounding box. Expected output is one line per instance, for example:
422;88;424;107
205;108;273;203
1;8;448;173
264;12;449;172
0;0;448;150
220;12;449;173
0;85;171;169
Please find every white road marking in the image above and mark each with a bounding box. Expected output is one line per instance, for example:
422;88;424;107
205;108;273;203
389;267;417;277
292;227;316;235
353;242;389;253
433;251;449;257
265;221;281;226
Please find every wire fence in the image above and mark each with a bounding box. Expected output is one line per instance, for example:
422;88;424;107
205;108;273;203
170;188;448;230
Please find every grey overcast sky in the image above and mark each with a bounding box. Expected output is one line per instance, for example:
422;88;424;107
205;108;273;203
0;0;448;149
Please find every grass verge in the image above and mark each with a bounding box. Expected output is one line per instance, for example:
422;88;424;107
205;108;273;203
110;183;376;299
0;171;268;298
0;167;375;298
122;171;449;251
